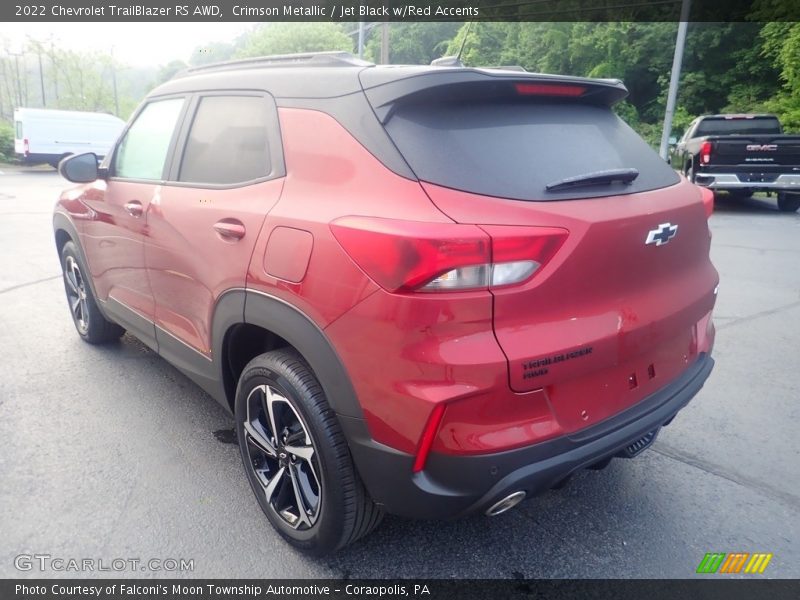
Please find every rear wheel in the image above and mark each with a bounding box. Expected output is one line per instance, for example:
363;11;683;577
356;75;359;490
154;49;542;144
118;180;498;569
50;153;72;169
235;349;382;555
685;162;696;183
777;193;800;213
60;241;125;343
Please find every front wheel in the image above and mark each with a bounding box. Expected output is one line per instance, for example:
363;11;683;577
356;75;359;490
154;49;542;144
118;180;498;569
235;349;382;555
60;241;125;343
777;193;800;213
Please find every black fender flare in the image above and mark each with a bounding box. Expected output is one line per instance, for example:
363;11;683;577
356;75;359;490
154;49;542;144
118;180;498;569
213;289;365;420
53;212;106;318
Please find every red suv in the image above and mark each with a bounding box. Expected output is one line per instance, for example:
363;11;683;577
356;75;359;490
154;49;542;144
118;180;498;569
54;52;717;555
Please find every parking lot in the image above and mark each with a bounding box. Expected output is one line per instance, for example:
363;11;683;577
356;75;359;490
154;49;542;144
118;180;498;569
1;166;798;578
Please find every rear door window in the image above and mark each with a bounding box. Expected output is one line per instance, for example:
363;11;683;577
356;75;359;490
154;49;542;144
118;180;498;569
178;95;272;185
15;121;22;138
383;99;679;201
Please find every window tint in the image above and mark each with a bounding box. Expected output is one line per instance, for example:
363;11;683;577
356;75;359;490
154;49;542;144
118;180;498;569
384;99;679;201
179;96;271;185
694;117;781;137
114;98;184;180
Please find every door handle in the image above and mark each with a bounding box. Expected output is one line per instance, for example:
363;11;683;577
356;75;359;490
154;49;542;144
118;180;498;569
213;219;246;240
124;200;143;217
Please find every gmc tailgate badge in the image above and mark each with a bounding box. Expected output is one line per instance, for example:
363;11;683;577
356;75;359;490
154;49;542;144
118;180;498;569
645;223;678;246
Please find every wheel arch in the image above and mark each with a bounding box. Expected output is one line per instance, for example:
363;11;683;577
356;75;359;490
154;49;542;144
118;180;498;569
53;212;104;306
213;289;364;421
53;212;78;255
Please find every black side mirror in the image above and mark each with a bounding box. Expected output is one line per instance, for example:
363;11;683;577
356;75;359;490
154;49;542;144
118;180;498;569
59;152;100;183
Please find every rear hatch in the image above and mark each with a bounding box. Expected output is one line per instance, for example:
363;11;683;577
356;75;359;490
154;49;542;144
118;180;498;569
361;68;718;432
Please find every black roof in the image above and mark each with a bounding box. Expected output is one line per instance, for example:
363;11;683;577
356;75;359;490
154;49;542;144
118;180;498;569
698;113;778;119
150;52;629;104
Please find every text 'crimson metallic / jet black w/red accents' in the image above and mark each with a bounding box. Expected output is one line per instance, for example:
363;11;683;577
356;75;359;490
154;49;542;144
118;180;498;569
53;51;718;555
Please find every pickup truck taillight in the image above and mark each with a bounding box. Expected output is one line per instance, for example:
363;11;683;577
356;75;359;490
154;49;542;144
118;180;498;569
700;141;713;165
330;217;568;293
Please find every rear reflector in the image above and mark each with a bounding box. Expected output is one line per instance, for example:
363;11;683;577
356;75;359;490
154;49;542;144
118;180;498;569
331;217;568;293
412;403;447;473
515;83;586;97
700;186;714;218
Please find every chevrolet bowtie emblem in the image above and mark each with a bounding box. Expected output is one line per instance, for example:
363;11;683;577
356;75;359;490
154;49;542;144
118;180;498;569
645;223;678;246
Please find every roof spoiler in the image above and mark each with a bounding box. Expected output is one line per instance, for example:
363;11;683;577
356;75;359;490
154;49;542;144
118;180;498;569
360;69;629;124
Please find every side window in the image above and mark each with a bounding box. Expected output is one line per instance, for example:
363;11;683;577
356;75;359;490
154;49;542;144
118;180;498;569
178;95;271;185
114;98;184;180
15;121;22;138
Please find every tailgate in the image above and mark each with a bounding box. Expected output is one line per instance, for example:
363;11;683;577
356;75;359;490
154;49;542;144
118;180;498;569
710;135;800;167
424;181;718;433
368;71;718;433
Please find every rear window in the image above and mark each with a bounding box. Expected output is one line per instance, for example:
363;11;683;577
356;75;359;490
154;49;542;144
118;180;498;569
15;121;22;139
694;116;781;137
383;99;678;201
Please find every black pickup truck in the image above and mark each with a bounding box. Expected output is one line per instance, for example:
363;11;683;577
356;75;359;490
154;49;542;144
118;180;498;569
670;114;800;212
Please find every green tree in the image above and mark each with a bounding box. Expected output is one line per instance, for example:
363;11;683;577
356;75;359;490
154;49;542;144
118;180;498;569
156;60;188;85
236;23;352;58
759;22;800;131
364;23;461;65
0;122;14;162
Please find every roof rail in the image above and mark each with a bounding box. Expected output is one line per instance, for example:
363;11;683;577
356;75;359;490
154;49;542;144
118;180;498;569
177;51;372;77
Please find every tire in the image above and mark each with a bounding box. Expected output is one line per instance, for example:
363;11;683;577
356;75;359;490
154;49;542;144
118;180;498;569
685;162;696;183
235;349;383;555
777;193;800;213
60;240;125;344
51;153;72;169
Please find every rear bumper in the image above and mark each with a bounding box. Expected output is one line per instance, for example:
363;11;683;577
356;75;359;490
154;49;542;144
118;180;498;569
343;352;714;519
695;172;800;191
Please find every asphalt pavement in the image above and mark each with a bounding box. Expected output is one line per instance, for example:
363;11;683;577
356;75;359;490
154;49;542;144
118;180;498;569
1;167;798;578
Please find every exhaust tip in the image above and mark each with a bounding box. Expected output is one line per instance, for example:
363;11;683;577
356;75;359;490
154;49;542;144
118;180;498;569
485;491;526;517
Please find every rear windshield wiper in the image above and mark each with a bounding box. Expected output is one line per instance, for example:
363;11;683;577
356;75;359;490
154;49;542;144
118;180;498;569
546;168;639;192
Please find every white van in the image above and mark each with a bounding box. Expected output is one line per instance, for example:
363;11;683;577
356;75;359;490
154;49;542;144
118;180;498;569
14;108;126;167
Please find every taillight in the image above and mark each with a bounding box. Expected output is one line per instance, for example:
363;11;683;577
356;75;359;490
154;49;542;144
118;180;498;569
700;141;712;165
515;83;586;97
487;225;568;285
23;138;29;156
700;186;714;218
330;217;568;293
